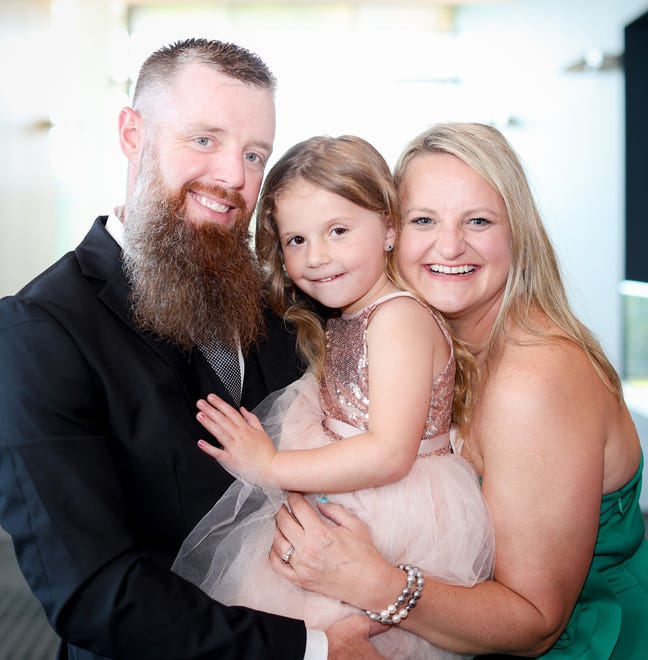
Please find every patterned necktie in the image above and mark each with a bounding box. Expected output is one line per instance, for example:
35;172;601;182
197;338;241;406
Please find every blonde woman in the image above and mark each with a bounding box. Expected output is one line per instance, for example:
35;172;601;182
272;123;648;659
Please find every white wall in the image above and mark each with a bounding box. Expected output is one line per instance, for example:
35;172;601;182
457;0;647;368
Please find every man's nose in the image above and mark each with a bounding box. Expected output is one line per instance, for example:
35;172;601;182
209;149;246;191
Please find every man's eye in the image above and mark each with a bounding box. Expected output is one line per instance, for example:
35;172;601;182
195;137;212;147
245;152;264;165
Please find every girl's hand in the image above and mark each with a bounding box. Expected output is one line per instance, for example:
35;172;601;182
196;394;277;486
269;493;400;609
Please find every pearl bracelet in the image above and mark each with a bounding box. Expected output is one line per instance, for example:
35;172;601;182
364;564;424;625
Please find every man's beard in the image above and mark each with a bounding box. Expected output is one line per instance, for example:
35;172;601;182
122;159;265;353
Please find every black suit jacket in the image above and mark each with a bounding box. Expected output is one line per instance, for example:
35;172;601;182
0;217;306;659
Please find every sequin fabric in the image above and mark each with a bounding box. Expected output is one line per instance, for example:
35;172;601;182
320;292;455;448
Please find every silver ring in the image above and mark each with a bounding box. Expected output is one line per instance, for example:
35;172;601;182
281;545;295;564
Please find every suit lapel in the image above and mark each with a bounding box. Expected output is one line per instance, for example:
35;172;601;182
75;217;232;409
242;308;303;409
75;217;299;411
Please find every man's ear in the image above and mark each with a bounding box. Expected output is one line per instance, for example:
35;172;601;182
118;106;144;166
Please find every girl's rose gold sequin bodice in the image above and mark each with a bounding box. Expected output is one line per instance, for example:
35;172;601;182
320;292;454;449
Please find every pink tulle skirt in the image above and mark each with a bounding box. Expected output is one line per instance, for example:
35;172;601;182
173;372;494;659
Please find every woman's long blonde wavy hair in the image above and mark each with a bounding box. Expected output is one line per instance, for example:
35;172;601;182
255;134;477;428
394;122;622;402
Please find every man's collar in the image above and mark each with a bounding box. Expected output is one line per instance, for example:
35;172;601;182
106;206;125;248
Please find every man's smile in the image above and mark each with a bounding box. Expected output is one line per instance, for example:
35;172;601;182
189;191;234;214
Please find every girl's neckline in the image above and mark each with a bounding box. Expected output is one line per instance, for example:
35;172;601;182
340;291;416;320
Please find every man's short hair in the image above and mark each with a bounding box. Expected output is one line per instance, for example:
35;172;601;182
132;38;276;115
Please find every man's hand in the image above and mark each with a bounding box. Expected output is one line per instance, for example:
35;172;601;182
325;615;385;659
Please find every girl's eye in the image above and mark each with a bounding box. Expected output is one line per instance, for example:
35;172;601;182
331;227;347;236
287;236;305;246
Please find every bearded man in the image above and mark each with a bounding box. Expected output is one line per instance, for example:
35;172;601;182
0;39;377;660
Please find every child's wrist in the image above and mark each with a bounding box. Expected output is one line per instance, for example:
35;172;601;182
268;451;282;486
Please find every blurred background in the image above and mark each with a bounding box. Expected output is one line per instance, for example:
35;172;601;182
1;0;647;655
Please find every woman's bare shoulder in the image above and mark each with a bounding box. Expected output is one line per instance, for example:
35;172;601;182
490;325;597;401
478;327;609;453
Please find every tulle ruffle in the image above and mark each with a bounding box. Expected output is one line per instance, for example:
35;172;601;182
172;372;494;659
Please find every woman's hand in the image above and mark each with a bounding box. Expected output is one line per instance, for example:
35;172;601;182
195;394;277;485
325;615;386;659
269;493;401;609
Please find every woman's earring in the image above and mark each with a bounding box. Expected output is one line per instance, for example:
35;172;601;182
385;243;394;252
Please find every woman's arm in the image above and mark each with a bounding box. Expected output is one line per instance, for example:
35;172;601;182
197;298;445;492
271;340;606;655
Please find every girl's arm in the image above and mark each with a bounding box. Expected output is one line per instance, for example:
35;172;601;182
197;297;445;492
270;339;608;655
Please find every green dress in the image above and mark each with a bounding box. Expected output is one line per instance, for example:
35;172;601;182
541;456;648;658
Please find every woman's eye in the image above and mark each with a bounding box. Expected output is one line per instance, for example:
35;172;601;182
470;217;492;227
412;216;433;225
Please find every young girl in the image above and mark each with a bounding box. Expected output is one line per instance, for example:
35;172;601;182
172;135;494;659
